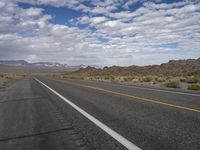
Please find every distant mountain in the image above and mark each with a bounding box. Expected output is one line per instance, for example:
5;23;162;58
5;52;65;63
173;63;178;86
1;58;199;75
76;64;102;69
0;60;85;72
73;58;200;76
0;60;28;66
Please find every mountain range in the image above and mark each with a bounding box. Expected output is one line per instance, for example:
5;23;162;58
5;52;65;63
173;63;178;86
74;58;200;76
0;58;200;76
0;60;85;72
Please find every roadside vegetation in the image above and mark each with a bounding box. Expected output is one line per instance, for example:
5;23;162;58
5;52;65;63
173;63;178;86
161;79;180;88
46;58;200;91
58;73;200;91
44;73;200;91
187;84;200;90
0;73;26;90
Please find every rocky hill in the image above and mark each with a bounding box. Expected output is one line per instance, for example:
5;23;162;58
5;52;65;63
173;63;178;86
74;58;200;76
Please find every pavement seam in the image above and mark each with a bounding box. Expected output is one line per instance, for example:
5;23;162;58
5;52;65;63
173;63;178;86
0;127;73;142
0;96;47;104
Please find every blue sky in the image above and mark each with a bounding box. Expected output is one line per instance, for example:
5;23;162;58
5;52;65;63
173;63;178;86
0;0;199;66
18;2;80;25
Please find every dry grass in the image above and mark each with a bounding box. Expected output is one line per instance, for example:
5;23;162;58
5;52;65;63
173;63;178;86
161;79;181;88
48;72;200;91
188;84;200;91
0;73;26;90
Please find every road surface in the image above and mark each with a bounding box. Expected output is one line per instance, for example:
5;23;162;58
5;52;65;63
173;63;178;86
0;77;200;150
0;77;89;150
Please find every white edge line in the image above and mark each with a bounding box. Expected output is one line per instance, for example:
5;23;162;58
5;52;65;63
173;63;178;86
34;77;141;150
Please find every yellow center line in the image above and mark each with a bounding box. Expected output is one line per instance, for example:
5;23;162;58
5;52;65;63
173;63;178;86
56;79;200;113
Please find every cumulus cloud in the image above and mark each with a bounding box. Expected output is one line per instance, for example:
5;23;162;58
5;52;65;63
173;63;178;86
90;16;109;24
24;7;43;17
0;0;199;66
123;0;140;9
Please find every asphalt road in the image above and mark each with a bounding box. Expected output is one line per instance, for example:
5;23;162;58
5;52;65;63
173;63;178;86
37;77;200;150
0;77;89;150
0;77;200;150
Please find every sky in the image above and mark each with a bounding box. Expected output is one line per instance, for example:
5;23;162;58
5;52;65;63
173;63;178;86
0;0;200;66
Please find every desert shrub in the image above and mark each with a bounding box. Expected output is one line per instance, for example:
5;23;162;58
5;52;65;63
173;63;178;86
132;78;140;83
123;77;129;82
103;75;115;80
142;76;154;82
103;76;109;80
155;77;166;83
188;84;200;91
180;76;199;83
5;76;11;79
0;74;5;78
189;77;199;83
117;76;130;82
162;80;180;88
123;76;135;82
180;77;187;82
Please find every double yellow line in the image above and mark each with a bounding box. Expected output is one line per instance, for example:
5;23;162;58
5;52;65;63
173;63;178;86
59;79;200;113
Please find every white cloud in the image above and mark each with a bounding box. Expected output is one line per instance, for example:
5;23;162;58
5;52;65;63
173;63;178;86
90;16;108;24
123;0;140;9
18;0;79;7
102;20;126;29
0;0;199;66
24;7;43;17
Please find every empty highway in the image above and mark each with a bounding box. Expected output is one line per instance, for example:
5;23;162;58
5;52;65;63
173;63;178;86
0;77;200;150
